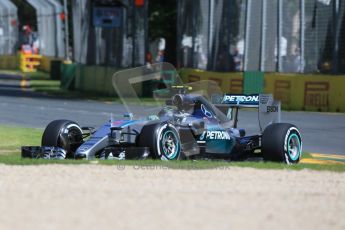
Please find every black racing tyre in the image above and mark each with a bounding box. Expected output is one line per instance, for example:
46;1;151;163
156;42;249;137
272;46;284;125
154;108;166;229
41;120;83;158
137;122;183;160
262;123;302;164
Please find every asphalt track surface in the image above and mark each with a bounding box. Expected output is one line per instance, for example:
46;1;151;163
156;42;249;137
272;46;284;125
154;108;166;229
0;87;344;155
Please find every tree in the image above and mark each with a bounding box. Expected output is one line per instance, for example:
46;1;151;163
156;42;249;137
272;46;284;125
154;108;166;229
148;0;177;64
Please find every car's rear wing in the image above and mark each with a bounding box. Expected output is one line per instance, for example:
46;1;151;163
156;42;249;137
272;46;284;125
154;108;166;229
212;94;281;132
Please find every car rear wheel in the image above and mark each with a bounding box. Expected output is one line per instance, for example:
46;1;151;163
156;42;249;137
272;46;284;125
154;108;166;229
41;120;83;158
262;123;302;164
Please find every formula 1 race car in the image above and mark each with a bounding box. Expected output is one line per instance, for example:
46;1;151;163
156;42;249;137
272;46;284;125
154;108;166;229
22;63;302;164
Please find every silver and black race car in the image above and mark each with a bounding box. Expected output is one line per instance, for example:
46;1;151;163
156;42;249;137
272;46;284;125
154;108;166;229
22;63;302;164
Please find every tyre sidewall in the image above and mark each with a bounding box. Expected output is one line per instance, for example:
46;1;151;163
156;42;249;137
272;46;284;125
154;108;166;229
155;123;181;160
283;127;302;164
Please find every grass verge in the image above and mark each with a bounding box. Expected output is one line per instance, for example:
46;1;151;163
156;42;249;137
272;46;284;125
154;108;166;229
27;71;90;99
28;76;165;104
30;78;119;101
0;125;344;172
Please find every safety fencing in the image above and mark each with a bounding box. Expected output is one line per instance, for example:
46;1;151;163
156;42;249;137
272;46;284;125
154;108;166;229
179;68;345;112
177;0;345;74
25;0;65;58
0;0;18;55
72;0;148;68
